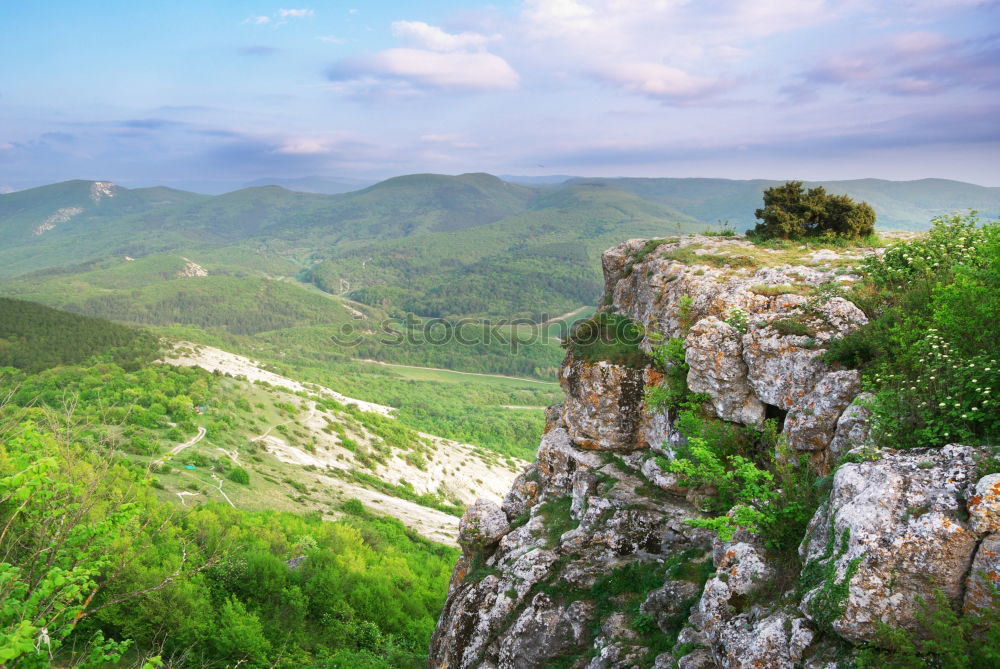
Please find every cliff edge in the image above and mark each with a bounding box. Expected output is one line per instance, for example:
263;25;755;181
429;234;999;668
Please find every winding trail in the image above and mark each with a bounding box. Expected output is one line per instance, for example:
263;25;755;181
250;402;318;443
210;473;236;508
155;426;206;466
170;426;206;455
540;305;589;326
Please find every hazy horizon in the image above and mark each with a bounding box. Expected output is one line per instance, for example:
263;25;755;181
2;1;999;188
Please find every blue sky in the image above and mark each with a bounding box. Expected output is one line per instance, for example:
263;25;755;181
1;0;998;191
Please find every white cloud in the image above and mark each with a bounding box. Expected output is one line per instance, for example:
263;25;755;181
391;21;492;52
358;49;519;91
244;15;271;25
276;138;331;154
596;62;724;101
278;8;314;19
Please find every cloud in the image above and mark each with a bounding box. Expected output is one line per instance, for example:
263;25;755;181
391;21;493;52
796;30;1000;98
278;8;313;19
595;61;727;102
329;48;519;94
244;15;270;25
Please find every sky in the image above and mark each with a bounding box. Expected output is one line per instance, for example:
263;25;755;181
1;0;999;192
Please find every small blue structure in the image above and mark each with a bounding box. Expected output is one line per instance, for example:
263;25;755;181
185;465;196;470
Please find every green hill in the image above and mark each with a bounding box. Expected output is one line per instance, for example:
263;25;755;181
0;296;158;372
306;183;701;319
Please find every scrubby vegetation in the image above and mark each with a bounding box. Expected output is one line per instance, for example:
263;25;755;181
562;312;648;367
824;214;1000;449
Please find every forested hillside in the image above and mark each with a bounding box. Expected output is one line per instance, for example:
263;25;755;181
0;302;487;667
0;297;158;372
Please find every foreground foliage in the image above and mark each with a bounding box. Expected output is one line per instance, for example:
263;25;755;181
0;418;456;668
825;214;1000;449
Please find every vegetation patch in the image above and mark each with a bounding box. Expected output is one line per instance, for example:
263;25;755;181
823;214;999;449
563;312;649;367
751;283;803;297
770;316;817;338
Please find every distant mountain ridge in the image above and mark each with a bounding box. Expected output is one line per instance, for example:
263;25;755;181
1;172;997;320
241;175;376;194
569;176;1000;230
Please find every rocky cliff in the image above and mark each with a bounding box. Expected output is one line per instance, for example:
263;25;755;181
429;235;999;668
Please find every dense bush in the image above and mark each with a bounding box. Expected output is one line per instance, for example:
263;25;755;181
824;214;999;449
751;181;875;241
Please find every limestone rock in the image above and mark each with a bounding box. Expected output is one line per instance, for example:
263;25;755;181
497;595;595;668
641;580;702;634
560;357;647;451
827;393;873;462
536;427;604;494
969;473;1000;534
799;445;981;643
964;533;1000;613
714;611;815;669
784;370;861;472
742;318;828;410
502;466;540;520
458;499;510;553
685;316;765;425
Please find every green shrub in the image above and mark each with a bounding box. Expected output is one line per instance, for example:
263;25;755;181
830;214;999;449
562;312;648;367
750;181;875;241
227;467;250;485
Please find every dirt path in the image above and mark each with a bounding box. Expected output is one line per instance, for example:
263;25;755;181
541;305;588;326
356;359;557;385
156;426;206;466
170;426;206;455
210;473;236;508
251;402;318;443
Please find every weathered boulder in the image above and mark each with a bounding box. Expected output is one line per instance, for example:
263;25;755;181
560;357;647;451
496;595;595;668
501;466;540;520
742;300;866;411
827;393;873;461
685;316;765;426
799;445;981;643
964;533;1000;613
688;538;820;669
969;473;1000;534
784;370;861;472
536;427;605;494
458;499;511;553
742;319;829;410
714;611;815;669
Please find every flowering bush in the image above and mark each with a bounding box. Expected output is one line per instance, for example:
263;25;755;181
829;213;1000;450
867;332;999;448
